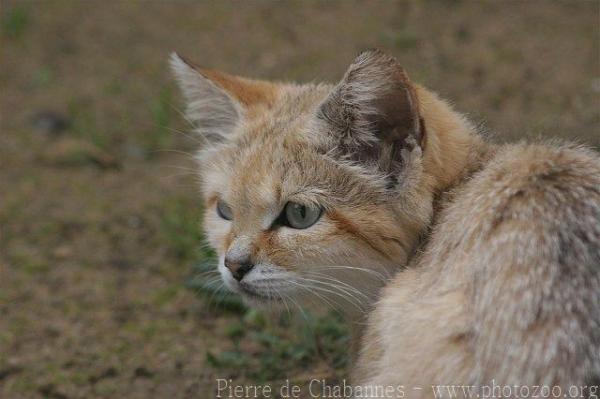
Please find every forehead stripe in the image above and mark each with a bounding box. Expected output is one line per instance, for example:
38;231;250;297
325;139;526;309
328;210;390;259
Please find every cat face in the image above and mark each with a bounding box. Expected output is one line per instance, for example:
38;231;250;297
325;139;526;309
171;50;434;315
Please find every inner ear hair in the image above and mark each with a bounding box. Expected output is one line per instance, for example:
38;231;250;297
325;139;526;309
318;49;424;174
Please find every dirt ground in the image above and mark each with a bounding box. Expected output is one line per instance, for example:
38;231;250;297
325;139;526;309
1;1;598;398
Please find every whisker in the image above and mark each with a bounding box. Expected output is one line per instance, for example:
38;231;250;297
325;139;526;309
161;165;199;173
282;290;310;323
296;276;364;302
169;103;196;129
164;125;204;145
279;290;293;319
151;148;198;159
159;171;199;181
290;278;367;315
303;272;372;301
313;265;392;283
286;280;344;315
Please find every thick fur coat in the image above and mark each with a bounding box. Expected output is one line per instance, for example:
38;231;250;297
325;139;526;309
171;49;600;396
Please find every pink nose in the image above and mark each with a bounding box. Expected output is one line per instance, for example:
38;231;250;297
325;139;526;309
224;258;254;281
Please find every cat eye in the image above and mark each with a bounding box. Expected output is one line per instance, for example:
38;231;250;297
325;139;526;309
216;200;233;220
282;202;322;229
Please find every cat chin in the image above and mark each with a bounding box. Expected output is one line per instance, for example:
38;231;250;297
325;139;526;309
242;296;284;310
239;289;286;310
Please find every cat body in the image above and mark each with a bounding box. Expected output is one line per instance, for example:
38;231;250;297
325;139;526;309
355;143;600;395
171;49;600;395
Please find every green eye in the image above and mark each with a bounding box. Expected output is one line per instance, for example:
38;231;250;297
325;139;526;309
283;202;322;229
216;200;233;220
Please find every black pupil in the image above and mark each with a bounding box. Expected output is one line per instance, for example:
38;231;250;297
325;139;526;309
298;204;306;219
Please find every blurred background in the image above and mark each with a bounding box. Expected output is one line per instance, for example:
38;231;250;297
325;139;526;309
1;1;598;398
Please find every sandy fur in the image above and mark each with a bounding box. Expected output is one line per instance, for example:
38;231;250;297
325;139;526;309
171;50;600;394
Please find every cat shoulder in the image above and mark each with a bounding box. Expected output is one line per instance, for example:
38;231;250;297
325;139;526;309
456;141;600;246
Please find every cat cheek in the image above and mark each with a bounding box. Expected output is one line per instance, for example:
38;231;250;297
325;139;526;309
221;230;235;254
268;234;322;267
255;233;286;267
203;213;232;254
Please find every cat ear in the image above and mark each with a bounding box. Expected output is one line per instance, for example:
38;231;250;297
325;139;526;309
169;53;276;142
317;49;424;176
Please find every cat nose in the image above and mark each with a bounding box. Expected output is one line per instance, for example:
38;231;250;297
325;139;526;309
224;257;254;281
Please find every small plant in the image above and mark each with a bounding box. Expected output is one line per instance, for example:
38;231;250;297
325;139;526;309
1;6;29;40
159;196;205;263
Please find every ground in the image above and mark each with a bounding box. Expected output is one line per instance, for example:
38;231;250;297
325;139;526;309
0;1;598;398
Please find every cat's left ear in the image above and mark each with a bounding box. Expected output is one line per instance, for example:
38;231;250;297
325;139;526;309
170;53;277;142
317;49;424;178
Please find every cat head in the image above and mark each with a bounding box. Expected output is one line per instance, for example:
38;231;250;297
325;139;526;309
170;49;466;315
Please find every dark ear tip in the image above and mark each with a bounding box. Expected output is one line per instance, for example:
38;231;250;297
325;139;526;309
171;52;198;69
350;49;410;84
355;48;397;64
358;48;387;57
169;52;212;81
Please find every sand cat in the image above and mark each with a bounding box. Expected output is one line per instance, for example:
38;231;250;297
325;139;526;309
171;49;600;397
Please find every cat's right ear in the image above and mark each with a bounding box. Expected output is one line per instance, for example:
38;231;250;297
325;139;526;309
316;49;424;181
169;53;276;142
